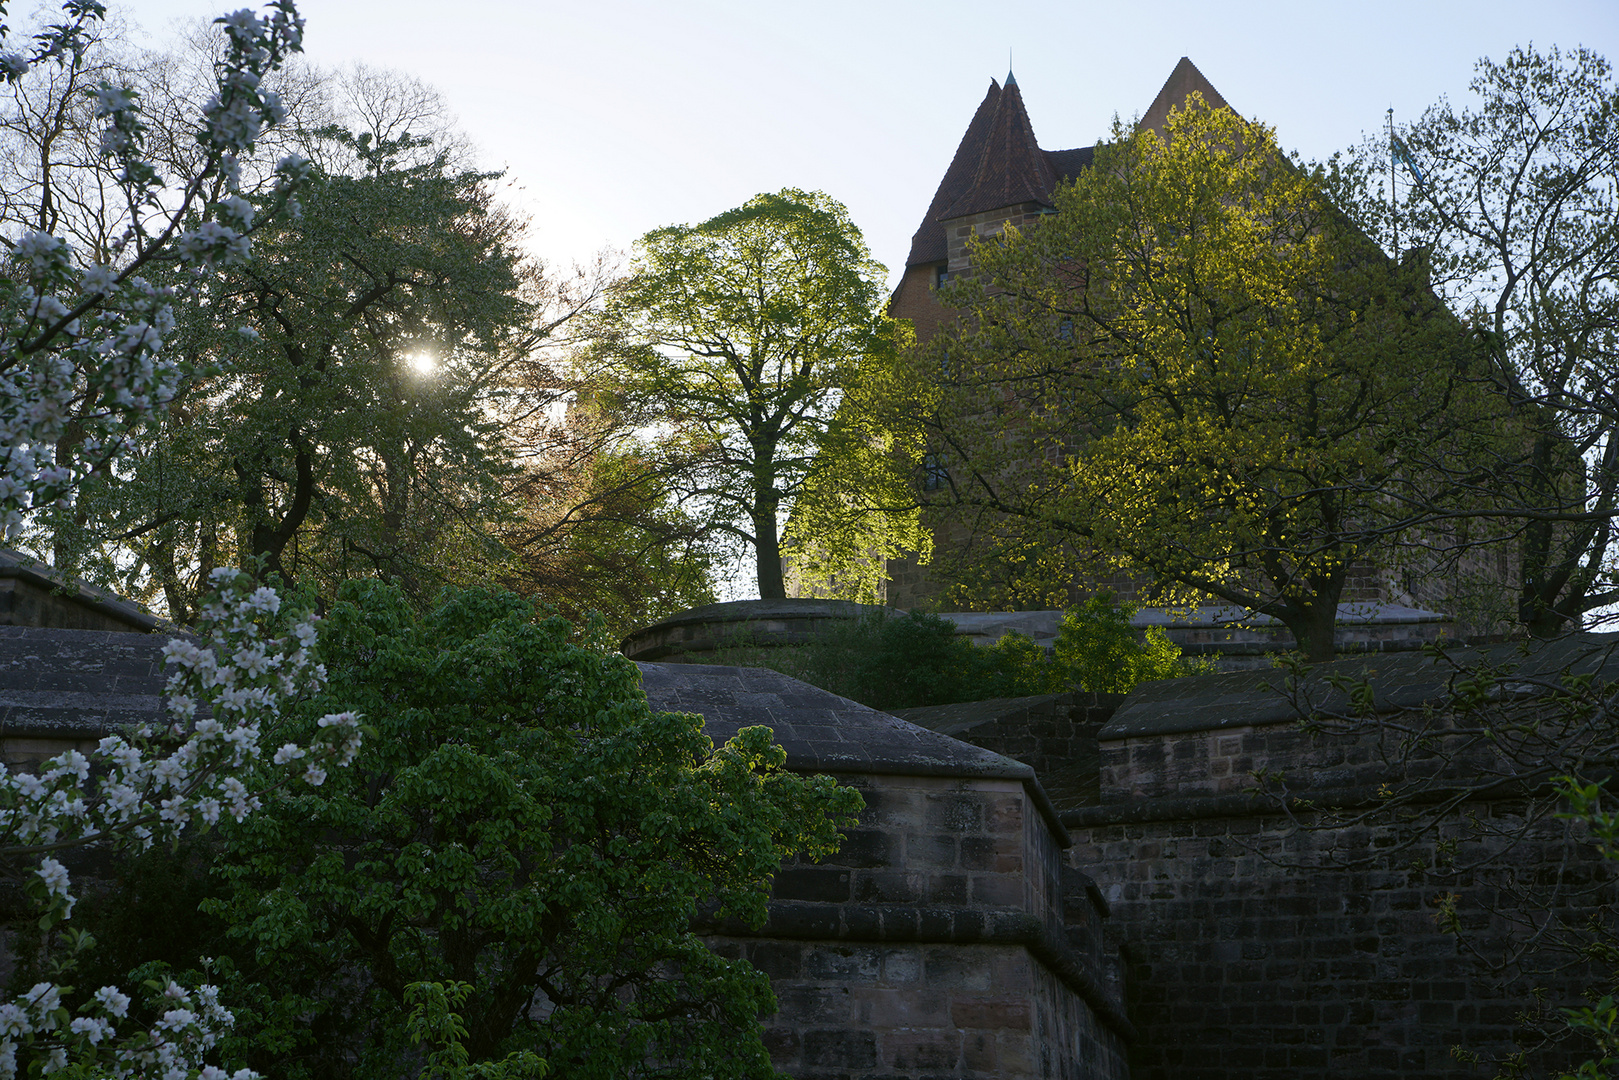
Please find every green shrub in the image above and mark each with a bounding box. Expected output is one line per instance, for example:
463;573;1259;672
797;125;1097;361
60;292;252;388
713;596;1211;710
70;582;862;1080
1052;594;1214;692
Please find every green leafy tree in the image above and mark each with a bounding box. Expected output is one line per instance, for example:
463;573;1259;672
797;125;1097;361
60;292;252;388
589;188;904;599
168;582;860;1079
914;97;1494;661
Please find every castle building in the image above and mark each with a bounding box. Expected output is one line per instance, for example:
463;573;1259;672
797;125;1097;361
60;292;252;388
874;60;1511;639
888;58;1227;348
882;59;1240;612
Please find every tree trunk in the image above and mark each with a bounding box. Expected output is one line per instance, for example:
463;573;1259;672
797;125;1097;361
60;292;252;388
240;440;316;587
754;505;786;599
1290;600;1340;664
751;449;786;599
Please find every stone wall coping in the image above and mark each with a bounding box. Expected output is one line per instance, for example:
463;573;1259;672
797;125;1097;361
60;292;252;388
888;691;1128;740
937;603;1451;646
1098;632;1619;740
633;597;896;628
620;598;900;659
0;549;162;632
639;661;1071;846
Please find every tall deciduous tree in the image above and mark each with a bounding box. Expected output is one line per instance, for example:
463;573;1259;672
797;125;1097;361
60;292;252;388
589;189;897;599
1359;45;1619;637
916;99;1493;662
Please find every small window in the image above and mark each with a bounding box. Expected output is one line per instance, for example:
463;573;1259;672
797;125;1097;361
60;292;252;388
935;265;951;290
922;452;949;491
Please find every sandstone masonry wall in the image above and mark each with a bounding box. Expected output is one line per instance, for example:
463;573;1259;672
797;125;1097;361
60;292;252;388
707;772;1130;1080
1066;798;1609;1080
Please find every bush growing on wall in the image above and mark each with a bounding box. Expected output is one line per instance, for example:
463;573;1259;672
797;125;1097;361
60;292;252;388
713;596;1209;710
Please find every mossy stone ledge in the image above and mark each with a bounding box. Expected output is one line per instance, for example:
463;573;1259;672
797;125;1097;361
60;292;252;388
619;598;900;663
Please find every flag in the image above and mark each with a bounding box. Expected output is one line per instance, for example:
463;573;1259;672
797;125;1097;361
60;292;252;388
1391;135;1427;187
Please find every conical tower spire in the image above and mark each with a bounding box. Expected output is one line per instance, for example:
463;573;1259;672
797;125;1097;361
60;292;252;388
904;79;1004;267
1137;56;1234;135
941;74;1056;219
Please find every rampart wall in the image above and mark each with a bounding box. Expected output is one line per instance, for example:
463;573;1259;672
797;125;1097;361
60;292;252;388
708;772;1129;1079
892;645;1619;1079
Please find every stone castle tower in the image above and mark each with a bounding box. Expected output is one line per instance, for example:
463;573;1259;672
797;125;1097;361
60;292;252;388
872;60;1511;632
882;59;1235;611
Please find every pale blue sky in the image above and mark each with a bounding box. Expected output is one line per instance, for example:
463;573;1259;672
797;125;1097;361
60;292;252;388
118;0;1617;287
108;0;1617;286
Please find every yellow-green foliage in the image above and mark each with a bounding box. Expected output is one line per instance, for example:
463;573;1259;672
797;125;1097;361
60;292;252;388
916;96;1505;660
1048;595;1214;693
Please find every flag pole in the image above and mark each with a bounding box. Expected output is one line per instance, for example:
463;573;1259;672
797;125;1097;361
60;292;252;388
1388;107;1399;256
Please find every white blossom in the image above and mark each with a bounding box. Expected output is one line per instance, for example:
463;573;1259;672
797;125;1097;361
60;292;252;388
34;858;69;899
93;987;131;1018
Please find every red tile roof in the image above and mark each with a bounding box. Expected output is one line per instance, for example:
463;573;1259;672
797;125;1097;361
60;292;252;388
905;80;1094;269
905;79;1004;269
941;78;1059;221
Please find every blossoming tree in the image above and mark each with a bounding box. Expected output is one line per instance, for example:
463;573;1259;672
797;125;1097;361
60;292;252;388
0;2;368;1076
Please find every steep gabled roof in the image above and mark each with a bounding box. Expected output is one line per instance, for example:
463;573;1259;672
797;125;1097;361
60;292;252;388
1044;146;1095;183
1137;56;1232;136
940;76;1059;221
905;79;1004;268
904;59;1234;272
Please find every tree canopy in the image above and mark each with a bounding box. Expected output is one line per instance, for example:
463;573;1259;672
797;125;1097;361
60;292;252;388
1348;45;1619;637
589;188;908;599
911;98;1495;661
17;53;715;627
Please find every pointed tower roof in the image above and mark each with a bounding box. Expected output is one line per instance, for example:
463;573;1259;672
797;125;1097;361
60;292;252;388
1137;56;1233;136
905;79;1004;268
903;59;1232;272
940;76;1058;221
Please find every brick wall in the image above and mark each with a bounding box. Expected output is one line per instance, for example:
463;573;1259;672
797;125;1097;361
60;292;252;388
889;262;955;346
1055;708;1617;1079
